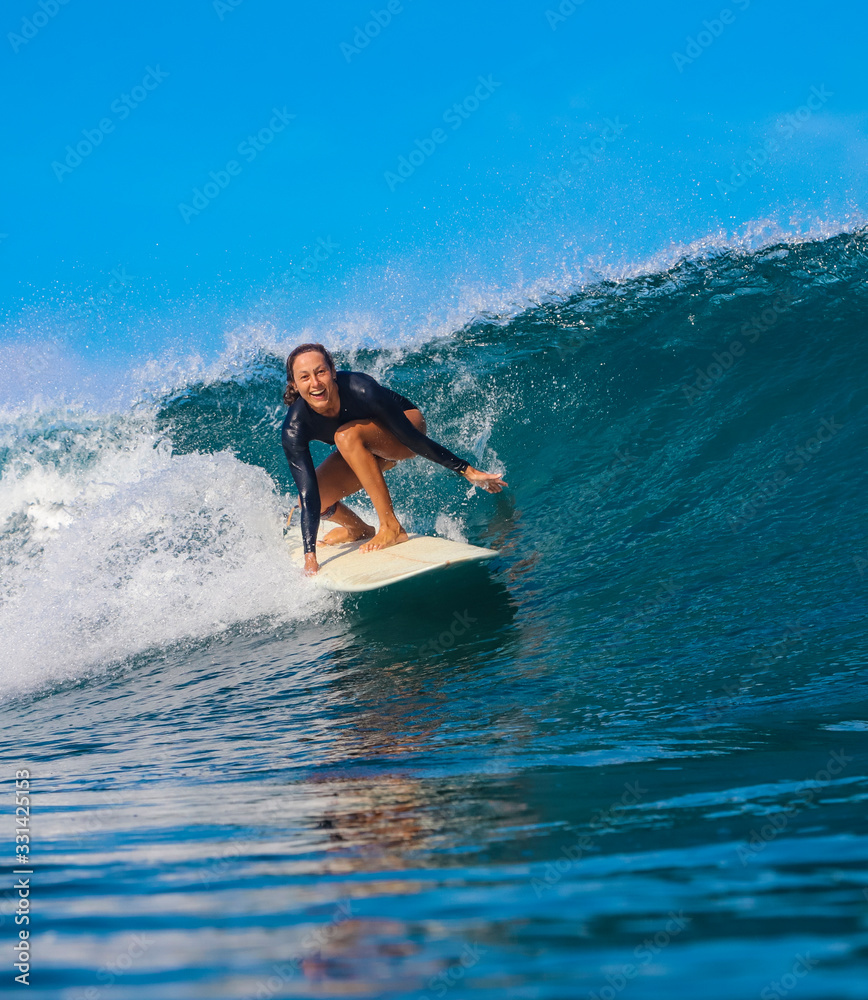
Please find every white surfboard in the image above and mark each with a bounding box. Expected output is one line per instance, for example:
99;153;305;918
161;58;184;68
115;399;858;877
286;522;498;593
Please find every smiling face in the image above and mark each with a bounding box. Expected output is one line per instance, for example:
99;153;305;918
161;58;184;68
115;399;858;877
291;350;339;414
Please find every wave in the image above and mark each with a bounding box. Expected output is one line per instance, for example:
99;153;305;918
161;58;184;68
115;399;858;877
0;405;329;701
2;225;867;699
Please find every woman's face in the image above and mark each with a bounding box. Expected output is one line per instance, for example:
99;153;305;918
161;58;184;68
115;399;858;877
291;351;337;412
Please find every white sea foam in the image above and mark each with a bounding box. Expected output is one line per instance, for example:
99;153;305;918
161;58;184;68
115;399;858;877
0;406;326;701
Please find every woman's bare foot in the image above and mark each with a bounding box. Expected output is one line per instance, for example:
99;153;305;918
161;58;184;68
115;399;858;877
359;523;409;552
320;523;375;546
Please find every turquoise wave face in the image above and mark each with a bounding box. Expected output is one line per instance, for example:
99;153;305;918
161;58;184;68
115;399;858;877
1;229;867;998
156;224;867;551
139;226;868;704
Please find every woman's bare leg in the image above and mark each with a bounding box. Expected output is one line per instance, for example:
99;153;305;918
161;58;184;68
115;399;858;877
332;410;426;552
321;502;376;546
315;454;393;546
314;409;425;547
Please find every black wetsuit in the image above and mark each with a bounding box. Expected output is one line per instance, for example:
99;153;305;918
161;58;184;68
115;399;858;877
282;370;469;553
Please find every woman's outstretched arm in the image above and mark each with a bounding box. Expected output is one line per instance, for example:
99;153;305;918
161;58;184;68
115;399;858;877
353;374;507;491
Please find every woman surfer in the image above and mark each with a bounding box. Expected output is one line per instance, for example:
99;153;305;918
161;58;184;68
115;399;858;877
281;343;507;576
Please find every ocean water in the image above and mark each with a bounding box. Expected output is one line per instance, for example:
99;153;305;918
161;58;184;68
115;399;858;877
2;227;868;998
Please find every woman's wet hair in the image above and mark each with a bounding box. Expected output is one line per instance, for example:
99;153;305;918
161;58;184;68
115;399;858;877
283;343;336;405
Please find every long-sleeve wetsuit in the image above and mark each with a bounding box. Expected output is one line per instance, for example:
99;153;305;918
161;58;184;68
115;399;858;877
282;370;470;553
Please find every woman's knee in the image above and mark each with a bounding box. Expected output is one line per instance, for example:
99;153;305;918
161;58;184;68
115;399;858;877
405;408;426;434
333;423;363;451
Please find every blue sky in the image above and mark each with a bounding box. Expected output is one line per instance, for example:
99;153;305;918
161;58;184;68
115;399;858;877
1;0;866;366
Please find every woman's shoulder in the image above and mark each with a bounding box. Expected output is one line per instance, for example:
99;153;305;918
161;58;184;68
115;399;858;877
342;370;380;395
281;398;310;445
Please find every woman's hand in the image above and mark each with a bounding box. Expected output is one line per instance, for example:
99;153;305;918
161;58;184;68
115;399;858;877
463;466;508;493
303;552;319;576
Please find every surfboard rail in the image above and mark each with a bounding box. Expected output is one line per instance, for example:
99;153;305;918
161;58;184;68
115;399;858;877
285;526;498;592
